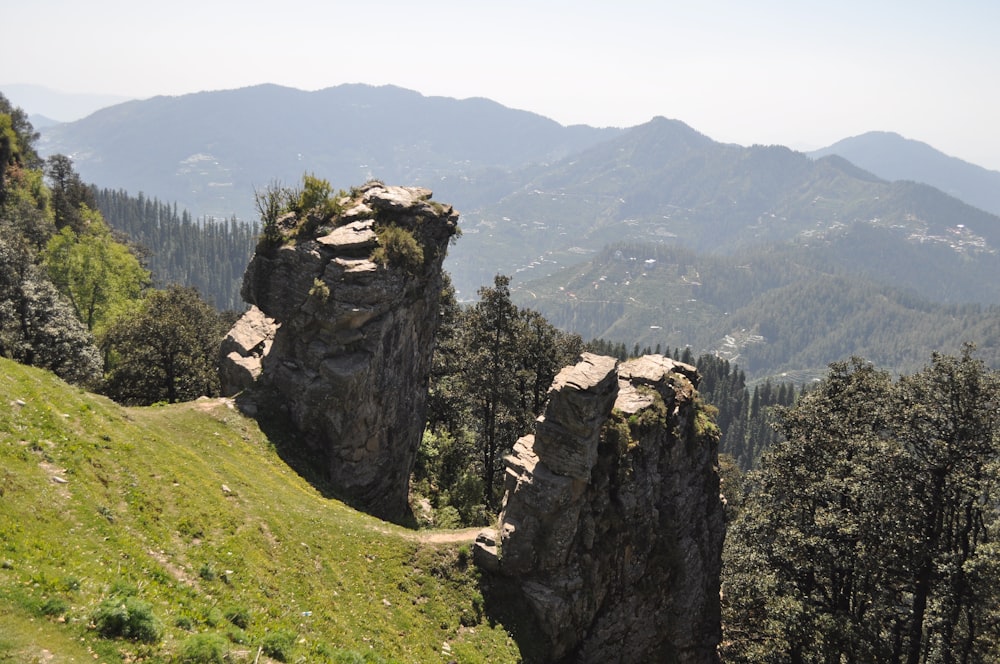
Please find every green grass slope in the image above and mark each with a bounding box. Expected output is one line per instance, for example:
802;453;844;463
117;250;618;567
0;358;520;663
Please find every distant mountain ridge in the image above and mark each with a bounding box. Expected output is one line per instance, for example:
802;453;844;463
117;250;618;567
36;83;621;220
1;83;132;122
449;117;1000;296
810;131;1000;217
26;83;1000;380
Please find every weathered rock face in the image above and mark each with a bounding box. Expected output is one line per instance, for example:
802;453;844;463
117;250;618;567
485;352;724;663
227;182;458;521
218;305;278;397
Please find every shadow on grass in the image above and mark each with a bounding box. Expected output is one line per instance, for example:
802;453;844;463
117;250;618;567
235;390;418;528
478;570;550;664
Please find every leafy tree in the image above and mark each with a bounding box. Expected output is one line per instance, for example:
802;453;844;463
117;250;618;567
722;350;1000;663
2;167;55;251
0;93;41;204
102;286;226;405
0;237;101;384
0;107;99;384
893;346;1000;663
0;92;40;168
43;208;150;336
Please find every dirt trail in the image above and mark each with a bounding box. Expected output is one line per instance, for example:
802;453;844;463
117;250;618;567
413;527;482;544
368;524;482;545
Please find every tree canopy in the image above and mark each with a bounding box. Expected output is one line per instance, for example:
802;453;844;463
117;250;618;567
102;285;226;405
418;274;583;524
43;208;150;336
722;347;1000;663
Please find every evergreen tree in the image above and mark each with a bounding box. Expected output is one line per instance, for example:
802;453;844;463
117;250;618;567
421;274;583;520
45;154;96;233
462;274;526;508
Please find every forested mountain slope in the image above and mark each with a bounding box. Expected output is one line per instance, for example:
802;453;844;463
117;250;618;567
94;188;258;311
514;240;1000;381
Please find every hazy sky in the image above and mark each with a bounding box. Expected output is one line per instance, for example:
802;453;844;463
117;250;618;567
6;0;1000;169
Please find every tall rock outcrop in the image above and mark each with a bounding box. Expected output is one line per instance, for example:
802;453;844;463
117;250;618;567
481;353;724;663
226;182;458;521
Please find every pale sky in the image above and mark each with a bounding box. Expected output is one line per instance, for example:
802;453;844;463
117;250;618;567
5;0;1000;170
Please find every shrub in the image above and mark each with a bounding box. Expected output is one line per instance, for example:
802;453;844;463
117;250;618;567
175;615;196;631
40;596;69;617
371;225;423;272
297;173;333;212
203;606;224;627
92;595;162;643
223;604;250;629
177;632;228;664
254;181;295;245
261;628;297;662
225;625;249;645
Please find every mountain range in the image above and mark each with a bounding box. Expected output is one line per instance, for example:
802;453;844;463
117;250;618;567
34;84;619;222
2;82;132;125
16;83;1000;379
810;131;1000;218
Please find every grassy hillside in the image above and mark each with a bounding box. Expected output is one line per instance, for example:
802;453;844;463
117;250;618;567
0;359;523;663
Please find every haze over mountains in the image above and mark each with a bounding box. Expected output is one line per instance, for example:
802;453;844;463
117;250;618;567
36;84;620;222
2;83;132;125
20;83;1000;380
810;131;1000;218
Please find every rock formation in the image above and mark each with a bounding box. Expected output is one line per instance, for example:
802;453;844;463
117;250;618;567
218;305;277;397
223;182;458;521
478;352;724;663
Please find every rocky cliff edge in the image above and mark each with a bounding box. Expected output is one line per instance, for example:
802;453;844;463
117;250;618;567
477;352;724;663
222;182;458;522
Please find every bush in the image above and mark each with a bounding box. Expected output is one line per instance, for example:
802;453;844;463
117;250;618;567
39;596;69;617
223;604;250;629
225;625;248;645
92;595;162;643
261;629;297;662
254;181;294;245
177;632;228;664
371;225;423;272
175;615;196;631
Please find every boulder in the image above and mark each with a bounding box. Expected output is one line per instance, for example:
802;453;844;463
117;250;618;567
218;305;278;396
